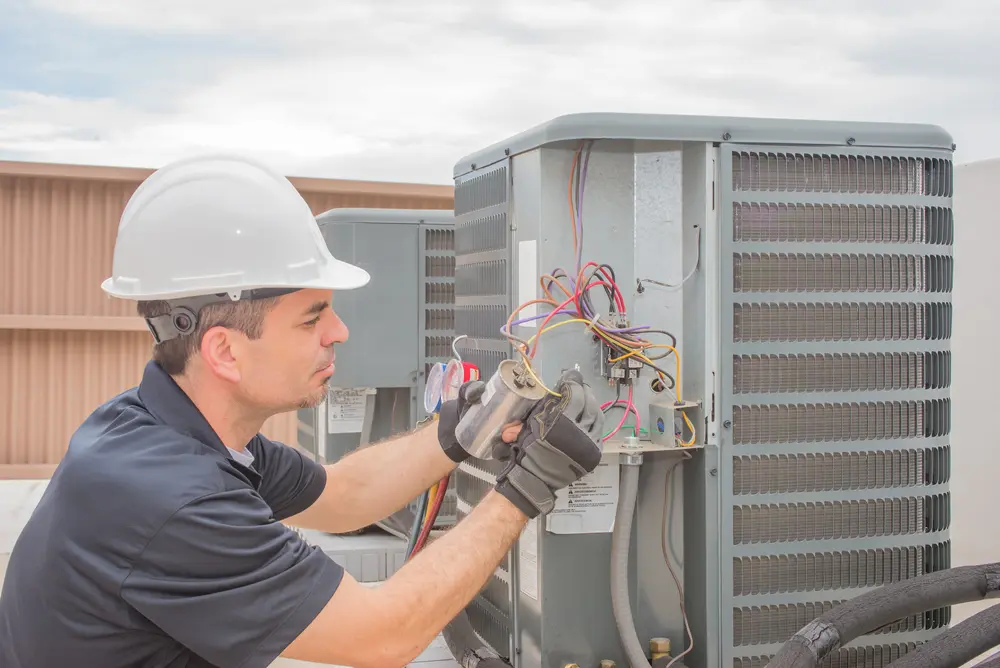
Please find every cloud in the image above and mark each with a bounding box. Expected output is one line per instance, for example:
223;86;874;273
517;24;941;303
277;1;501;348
0;0;996;184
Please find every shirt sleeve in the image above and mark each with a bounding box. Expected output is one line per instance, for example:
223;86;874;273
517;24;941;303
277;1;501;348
249;434;327;520
120;489;344;668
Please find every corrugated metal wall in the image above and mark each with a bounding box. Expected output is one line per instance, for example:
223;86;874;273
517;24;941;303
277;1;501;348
0;160;453;478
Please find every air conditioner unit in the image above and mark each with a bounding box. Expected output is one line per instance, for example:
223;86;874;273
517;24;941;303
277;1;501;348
296;207;458;540
448;113;954;668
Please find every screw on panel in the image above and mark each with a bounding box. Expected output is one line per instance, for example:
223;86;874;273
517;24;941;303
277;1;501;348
722;132;732;141
847;137;856;145
504;148;511;156
710;468;718;477
723;419;732;428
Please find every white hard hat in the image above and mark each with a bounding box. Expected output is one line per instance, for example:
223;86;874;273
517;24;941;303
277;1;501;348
101;154;371;302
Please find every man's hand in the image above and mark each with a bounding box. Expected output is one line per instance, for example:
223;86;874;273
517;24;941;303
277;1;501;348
436;380;486;463
491;368;604;518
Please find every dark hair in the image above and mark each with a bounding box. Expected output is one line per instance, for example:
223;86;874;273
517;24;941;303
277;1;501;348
136;297;281;375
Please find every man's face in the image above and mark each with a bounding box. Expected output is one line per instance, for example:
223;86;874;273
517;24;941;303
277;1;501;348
235;288;348;413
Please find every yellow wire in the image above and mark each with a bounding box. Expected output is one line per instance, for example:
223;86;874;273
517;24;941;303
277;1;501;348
424;482;438;524
511;311;698;446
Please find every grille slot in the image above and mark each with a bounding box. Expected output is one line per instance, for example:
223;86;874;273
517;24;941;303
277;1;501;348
425;255;456;277
732;152;952;196
456;469;495;507
732;401;936;444
424;309;454;331
733;203;953;244
733;495;949;544
425;336;452;358
424;227;455;251
455;260;507;296
466;599;510;655
455;167;507;215
455;305;508;340
731;448;951;495
733;302;952;342
734;642;922;668
456;212;507;254
734;546;924;595
733;352;952;393
425;282;455;304
733;253;953;293
734;601;923;646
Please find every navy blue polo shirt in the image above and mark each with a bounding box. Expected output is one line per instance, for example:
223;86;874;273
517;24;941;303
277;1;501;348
0;361;344;667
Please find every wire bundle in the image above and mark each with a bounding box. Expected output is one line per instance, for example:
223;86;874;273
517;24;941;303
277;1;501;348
405;473;450;560
499;140;696;446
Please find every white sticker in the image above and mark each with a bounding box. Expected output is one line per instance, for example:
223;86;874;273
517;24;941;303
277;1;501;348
517;239;538;328
518;517;539;600
327;388;373;434
480;366;500;406
545;461;620;534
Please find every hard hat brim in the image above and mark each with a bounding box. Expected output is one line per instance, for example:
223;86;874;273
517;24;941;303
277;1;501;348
100;257;371;301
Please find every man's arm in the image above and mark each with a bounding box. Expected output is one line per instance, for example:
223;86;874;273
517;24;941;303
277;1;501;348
282;490;527;668
284;420;455;534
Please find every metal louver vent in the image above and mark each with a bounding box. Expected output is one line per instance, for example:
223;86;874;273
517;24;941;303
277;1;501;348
455;305;508;339
425;282;455;304
732;153;952;196
733;547;925;595
733;254;953;293
721;144;952;666
453;161;512;658
733;352;951;393
733;302;952;342
732;496;950;544
732;401;945;444
734;642;922;668
732;203;954;244
456;213;507;254
732;447;950;494
455;260;508;296
734;601;924;646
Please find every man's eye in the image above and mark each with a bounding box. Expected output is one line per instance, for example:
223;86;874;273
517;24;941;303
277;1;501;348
304;317;320;327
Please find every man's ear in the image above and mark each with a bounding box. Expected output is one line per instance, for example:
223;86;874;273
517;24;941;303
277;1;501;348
199;326;241;383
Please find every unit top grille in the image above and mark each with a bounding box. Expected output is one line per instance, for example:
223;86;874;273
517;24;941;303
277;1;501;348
732;152;952;197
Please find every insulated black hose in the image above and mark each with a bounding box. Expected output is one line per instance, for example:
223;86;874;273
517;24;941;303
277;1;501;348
883;602;1000;668
765;562;1000;668
441;607;512;668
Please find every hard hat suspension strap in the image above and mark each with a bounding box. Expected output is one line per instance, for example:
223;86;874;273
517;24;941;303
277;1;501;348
143;288;301;344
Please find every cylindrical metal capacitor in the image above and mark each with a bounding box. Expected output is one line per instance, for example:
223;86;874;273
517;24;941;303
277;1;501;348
454;359;549;460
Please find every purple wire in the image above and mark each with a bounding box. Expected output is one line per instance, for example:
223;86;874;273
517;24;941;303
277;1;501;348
503;309;650;333
575;142;593;276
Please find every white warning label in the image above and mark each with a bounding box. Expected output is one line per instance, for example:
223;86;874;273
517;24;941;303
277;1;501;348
545;461;619;534
327;388;373;434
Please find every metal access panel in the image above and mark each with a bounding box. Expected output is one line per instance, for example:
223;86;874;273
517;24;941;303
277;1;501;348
295;207;458;532
450;113;954;668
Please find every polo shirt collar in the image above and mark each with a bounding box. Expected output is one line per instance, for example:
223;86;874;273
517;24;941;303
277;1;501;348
137;361;261;487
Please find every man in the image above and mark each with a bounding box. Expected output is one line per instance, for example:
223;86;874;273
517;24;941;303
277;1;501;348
0;155;605;668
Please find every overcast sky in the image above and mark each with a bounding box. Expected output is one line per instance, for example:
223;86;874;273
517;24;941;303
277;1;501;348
0;0;995;184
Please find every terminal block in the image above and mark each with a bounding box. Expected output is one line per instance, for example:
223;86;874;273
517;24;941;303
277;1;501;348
595;315;642;383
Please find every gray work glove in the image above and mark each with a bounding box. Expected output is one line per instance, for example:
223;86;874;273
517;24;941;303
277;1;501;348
437;380;486;463
492;368;605;518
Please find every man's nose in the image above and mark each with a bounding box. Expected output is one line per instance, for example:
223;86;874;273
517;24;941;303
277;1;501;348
321;309;349;346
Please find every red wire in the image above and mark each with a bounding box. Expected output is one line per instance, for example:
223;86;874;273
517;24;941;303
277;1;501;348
412;474;448;555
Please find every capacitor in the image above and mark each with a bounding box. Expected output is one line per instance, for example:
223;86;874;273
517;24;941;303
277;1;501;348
454;359;549;460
